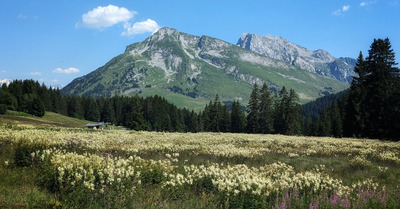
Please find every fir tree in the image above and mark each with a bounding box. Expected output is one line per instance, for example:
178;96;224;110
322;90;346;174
274;86;288;134
258;83;274;134
247;84;260;133
129;94;148;131
231;100;246;133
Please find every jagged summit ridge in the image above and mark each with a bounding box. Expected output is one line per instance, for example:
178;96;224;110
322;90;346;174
237;33;356;83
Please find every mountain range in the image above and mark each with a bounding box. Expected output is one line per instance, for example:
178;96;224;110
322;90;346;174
237;33;356;83
61;27;352;110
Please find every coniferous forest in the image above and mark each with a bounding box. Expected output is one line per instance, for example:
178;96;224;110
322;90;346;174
1;38;399;140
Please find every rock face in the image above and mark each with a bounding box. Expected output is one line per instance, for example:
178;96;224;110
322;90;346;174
61;27;349;108
237;33;356;83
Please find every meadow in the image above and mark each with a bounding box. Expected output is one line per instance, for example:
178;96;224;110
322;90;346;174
1;118;400;208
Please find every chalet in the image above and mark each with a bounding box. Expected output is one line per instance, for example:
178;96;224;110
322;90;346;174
85;122;111;130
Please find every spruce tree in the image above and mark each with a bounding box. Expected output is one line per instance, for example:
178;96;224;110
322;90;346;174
345;52;367;137
129;94;148;131
247;84;260;133
286;89;302;135
331;101;343;138
346;38;400;139
274;86;288;134
231;100;246;133
258;83;274;134
363;38;399;139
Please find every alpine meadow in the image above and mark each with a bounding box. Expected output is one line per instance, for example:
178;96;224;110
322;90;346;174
1;2;400;208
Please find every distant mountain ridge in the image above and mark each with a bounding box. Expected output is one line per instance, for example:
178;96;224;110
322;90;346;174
237;33;356;83
61;27;349;110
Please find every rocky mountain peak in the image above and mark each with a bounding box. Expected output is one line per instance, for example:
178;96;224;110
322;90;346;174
237;33;356;83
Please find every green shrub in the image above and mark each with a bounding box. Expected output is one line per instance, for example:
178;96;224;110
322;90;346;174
14;144;35;167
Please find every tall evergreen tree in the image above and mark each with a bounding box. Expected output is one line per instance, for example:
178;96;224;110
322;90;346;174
363;38;399;139
209;94;222;132
101;99;116;124
345;38;400;140
129;94;148;131
274;86;288;134
219;105;231;132
84;96;100;122
303;114;313;136
286;89;302;135
247;84;260;133
331;101;343;138
231;100;246;133
345;52;367;137
258;83;274;134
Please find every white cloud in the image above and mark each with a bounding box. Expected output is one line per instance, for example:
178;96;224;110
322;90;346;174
360;1;377;7
52;67;80;74
122;19;160;36
333;5;350;15
79;5;136;29
1;70;6;73
28;72;41;76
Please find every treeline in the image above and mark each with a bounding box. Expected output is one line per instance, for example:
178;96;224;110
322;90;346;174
0;81;200;132
0;80;58;116
304;38;400;140
0;79;302;135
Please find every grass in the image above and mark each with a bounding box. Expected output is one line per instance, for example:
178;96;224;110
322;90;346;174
0;141;56;208
0;111;92;128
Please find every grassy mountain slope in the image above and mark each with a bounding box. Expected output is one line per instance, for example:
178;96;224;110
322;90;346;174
61;27;349;108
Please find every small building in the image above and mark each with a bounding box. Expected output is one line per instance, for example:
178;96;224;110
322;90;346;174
85;122;111;130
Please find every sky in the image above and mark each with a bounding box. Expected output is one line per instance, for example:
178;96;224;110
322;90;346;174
1;0;399;87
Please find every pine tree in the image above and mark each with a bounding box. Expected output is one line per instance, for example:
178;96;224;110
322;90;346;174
363;38;399;139
285;89;302;135
258;83;274;134
209;94;222;132
84;96;100;122
303;114;313;136
129;94;148;131
101;99;116;124
231;100;246;133
345;38;400;140
247;84;260;133
331;101;343;138
219;105;231;132
345;52;367;137
274;86;288;134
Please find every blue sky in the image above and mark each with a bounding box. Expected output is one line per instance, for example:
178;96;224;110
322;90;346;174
1;0;399;87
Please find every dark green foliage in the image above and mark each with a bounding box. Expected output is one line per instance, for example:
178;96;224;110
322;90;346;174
14;143;35;167
0;88;17;110
305;38;400;140
101;100;116;124
83;96;100;122
274;87;302;135
0;79;61;117
247;84;259;133
301;90;348;119
344;38;400;140
258;83;274;134
230;100;246;133
23;94;46;117
129;94;148;131
0;104;6;114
